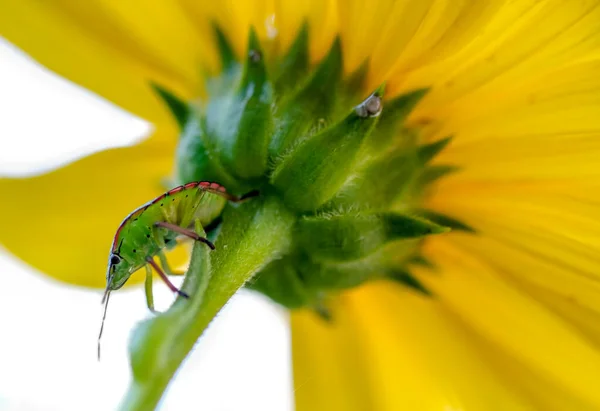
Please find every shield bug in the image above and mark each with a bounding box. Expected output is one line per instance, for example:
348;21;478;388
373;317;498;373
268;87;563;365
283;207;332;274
97;181;258;359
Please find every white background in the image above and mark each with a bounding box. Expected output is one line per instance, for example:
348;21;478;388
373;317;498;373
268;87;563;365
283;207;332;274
0;38;293;411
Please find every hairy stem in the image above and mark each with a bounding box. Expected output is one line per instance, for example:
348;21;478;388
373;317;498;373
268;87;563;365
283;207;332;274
119;196;294;411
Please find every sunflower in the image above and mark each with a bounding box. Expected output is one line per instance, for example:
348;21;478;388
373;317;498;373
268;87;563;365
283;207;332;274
2;1;600;410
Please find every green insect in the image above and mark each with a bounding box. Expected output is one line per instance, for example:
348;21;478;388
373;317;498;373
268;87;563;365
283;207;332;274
97;181;258;359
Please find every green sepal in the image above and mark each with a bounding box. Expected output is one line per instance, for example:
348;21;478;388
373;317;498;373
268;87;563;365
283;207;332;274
249;236;433;309
328;135;453;211
247;255;310;309
298;211;448;262
205;27;273;179
407;254;436;269
418;136;453;163
338;59;369;105
248;252;375;308
363;88;429;153
418;164;460;186
326;149;421;210
313;302;334;322
269;37;343;160
150;83;190;130
389;270;432;296
204;24;241;97
302;239;421;290
326;113;444;212
386;140;453;208
212;22;238;75
175;115;241;191
417;209;475;233
301;258;377;290
346;60;369;93
271;85;384;212
273;21;310;95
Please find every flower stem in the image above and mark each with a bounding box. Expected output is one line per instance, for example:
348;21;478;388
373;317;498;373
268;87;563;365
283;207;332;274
119;195;294;411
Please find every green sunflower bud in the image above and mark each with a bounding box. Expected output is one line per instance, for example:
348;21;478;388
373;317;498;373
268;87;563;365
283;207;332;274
156;24;469;313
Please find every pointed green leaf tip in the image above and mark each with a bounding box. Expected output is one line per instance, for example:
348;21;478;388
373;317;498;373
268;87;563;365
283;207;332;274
298;210;448;262
365;87;429;151
212;22;237;73
274;20;310;93
419;136;453;164
385;88;429;122
150;83;190;130
389;271;432;296
242;26;266;84
408;254;436;269
269;35;343;159
247;257;309;309
343;59;370;98
176;116;241;194
327;149;420;210
271;84;385;212
418;164;460;186
204;26;273;180
418;209;475;233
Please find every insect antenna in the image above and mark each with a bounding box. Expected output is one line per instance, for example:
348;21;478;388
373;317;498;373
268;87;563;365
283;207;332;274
98;278;112;361
101;278;111;305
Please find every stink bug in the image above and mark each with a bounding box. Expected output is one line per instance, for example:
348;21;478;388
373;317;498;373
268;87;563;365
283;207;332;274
98;181;258;359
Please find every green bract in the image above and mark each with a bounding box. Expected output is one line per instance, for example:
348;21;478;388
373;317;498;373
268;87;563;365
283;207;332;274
157;24;458;313
122;24;462;411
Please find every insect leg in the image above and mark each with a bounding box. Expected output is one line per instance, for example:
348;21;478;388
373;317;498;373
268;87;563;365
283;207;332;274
158;250;185;276
224;189;260;203
147;257;189;298
144;264;158;313
154;221;215;250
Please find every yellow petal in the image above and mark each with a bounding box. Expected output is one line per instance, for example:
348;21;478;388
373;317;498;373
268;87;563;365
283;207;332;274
291;294;377;411
427;58;600;150
404;0;600;110
0;134;181;288
0;0;204;133
427;181;600;345
423;49;600;334
470;331;600;411
416;239;600;409
176;0;276;61
274;0;338;62
366;0;505;91
292;283;535;411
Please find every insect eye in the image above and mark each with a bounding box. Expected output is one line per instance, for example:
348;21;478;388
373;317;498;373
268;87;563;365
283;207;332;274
110;254;121;265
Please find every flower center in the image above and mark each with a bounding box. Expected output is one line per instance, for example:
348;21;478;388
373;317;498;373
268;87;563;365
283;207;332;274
154;24;458;317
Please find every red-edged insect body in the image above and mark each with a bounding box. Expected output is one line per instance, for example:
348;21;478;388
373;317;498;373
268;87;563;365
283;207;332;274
98;181;258;359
